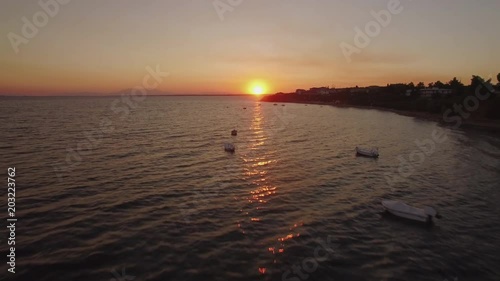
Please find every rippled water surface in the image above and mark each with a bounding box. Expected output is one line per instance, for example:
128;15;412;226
1;96;500;281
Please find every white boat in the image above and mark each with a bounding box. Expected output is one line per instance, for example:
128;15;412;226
231;129;237;136
356;146;379;158
224;143;235;152
382;200;441;223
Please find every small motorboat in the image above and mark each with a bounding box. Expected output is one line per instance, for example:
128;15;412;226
382;200;441;223
356;146;379;158
273;104;277;106
231;129;237;136
224;143;235;153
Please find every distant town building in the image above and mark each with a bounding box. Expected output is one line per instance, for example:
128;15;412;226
367;86;382;92
309;87;330;95
349;87;368;94
295;89;306;95
419;88;453;97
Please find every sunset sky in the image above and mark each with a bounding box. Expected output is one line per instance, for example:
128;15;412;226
1;0;499;95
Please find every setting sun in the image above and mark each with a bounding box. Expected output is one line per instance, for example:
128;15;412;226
247;80;268;96
252;85;264;95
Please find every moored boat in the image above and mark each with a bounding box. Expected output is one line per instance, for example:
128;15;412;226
382;200;441;223
231;129;237;136
356;146;379;158
224;143;235;153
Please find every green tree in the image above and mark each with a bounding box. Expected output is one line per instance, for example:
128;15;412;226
408;82;415;89
470;75;484;89
416;82;425;89
448;77;464;88
470;75;496;97
434;80;445;88
497;73;500;85
448;77;464;95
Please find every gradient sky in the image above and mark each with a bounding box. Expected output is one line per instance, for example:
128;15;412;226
1;0;499;95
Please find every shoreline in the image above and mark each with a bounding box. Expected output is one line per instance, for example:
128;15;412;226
263;100;500;133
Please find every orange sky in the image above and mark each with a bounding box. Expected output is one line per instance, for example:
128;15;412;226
1;0;499;95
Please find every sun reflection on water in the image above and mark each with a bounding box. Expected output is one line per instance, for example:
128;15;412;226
241;104;277;214
237;104;305;276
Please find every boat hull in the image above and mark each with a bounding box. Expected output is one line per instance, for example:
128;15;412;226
384;208;429;222
356;152;379;158
356;147;379;158
382;200;430;223
224;143;235;153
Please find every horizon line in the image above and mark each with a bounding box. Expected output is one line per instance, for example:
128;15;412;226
0;93;257;97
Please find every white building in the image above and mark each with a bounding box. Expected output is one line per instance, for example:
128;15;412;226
309;87;330;95
419;88;453;97
295;89;306;95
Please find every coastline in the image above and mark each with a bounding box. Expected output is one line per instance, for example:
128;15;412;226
262;100;500;133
